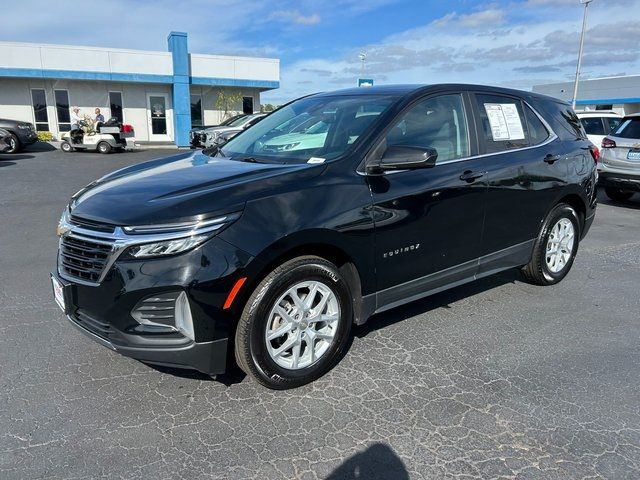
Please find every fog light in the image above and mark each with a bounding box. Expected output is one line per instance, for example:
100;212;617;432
175;291;195;341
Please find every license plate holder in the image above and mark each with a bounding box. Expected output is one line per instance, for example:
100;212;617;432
51;274;69;314
626;149;640;160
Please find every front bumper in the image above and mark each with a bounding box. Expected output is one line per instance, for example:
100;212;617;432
52;236;254;375
64;309;228;374
17;129;38;145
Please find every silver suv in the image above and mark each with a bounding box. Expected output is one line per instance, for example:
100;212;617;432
599;114;640;202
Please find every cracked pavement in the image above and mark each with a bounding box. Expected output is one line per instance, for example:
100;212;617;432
1;146;639;479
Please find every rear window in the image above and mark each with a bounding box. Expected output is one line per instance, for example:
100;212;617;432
474;94;549;154
613;118;640;139
605;117;622;133
581;117;605;136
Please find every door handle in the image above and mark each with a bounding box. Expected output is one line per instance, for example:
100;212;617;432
544;154;560;164
459;170;486;182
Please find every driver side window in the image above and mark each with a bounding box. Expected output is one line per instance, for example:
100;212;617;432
385;94;470;163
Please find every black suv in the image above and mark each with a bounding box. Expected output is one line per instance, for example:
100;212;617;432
52;85;598;389
0;118;38;153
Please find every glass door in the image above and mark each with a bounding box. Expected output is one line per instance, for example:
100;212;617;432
147;93;170;140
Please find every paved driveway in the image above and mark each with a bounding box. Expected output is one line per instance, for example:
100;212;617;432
1;145;639;479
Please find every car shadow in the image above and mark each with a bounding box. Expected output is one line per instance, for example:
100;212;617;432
353;268;521;340
325;443;409;479
146;362;247;386
597;188;640;210
0;154;34;162
0;161;16;167
27;142;57;152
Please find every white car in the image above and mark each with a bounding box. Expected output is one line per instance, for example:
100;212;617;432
577;111;623;147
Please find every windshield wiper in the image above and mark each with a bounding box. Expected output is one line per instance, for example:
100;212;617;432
238;157;259;163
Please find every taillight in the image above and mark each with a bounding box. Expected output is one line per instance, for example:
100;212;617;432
121;124;134;133
601;137;616;148
589;145;600;163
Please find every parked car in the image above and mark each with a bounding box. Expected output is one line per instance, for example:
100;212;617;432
599;113;640;202
189;114;247;148
577;111;623;147
202;113;266;148
59;118;135;154
52;84;597;389
0;128;12;153
0;118;38;153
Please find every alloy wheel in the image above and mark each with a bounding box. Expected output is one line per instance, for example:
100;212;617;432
545;218;575;273
264;281;341;370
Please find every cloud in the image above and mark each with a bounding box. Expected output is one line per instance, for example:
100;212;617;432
433;9;505;28
270;10;321;25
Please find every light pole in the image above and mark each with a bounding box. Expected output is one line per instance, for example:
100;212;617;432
572;0;593;110
358;52;366;78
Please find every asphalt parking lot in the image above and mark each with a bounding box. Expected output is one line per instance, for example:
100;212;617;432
1;145;639;479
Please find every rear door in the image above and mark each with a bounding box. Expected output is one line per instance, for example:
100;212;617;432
367;92;488;307
470;93;568;271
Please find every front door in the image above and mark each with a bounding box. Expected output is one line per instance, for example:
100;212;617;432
367;93;488;309
147;93;170;141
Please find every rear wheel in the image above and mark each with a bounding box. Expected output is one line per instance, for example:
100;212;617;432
97;141;112;154
521;203;580;286
235;256;353;389
5;134;20;153
60;141;73;153
605;187;634;202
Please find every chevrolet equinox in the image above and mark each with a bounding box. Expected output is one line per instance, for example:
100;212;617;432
52;85;598;389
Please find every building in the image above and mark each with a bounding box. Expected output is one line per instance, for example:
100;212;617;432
532;75;640;115
0;32;279;147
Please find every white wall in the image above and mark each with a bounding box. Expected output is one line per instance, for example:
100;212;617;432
0;41;173;77
190;54;279;83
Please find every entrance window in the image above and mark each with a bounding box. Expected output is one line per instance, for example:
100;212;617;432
149;96;167;135
242;96;254;114
31;89;49;131
54;90;71;132
109;92;123;123
191;95;203;127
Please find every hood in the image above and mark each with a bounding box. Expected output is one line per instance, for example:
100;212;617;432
70;151;322;226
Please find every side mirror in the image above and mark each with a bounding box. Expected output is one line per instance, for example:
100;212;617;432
368;145;438;173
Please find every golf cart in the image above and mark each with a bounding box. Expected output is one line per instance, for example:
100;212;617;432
60;118;134;154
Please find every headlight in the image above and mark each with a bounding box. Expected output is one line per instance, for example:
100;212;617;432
126;234;210;258
17;124;31;130
57;207;72;237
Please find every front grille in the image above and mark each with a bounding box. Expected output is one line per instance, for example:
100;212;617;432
75;309;112;339
59;234;113;283
69;215;115;233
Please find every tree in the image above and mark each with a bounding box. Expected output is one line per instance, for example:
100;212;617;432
260;103;278;113
214;89;243;120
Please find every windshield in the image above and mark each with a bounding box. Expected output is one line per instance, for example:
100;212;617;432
220;94;396;163
219;114;246;127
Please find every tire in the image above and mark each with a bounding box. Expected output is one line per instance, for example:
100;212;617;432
234;256;353;389
60;141;73;153
97;142;112;154
5;134;20;154
521;203;581;286
604;187;634;202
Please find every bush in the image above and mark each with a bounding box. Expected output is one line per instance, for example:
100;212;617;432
37;131;54;142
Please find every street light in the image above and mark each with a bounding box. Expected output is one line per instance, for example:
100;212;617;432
572;0;594;110
358;52;366;77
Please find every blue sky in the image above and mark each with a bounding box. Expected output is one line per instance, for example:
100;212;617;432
2;0;639;104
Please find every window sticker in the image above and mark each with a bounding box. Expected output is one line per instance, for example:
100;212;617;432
484;103;525;141
307;157;326;164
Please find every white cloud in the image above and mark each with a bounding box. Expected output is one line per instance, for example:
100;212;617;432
433;9;505;28
271;10;321;25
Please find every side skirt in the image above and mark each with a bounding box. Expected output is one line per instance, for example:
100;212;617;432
358;240;534;324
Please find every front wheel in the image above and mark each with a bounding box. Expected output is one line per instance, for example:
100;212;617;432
60;141;73;153
604;187;634;202
521;203;580;286
234;256;353;389
5;134;20;153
